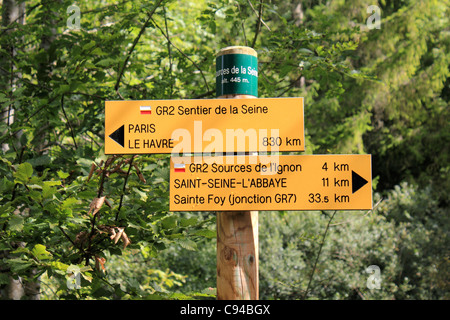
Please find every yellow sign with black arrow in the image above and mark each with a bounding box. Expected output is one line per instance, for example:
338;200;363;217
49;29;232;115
105;97;304;154
169;154;372;211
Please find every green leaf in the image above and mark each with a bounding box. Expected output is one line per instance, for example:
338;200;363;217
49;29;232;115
178;239;197;251
7;258;33;273
32;244;52;260
42;184;56;199
62;197;80;208
0;273;9;285
57;170;70;179
57;84;70;95
298;48;314;55
161;216;177;230
28;155;51;167
191;229;216;239
96;58;116;67
91;47;106;56
8;215;24;232
14;162;33;183
0;176;14;193
82;40;96;51
180;217;198;227
0;93;9;103
84;61;96;69
80;266;93;283
44;180;62;187
50;261;69;274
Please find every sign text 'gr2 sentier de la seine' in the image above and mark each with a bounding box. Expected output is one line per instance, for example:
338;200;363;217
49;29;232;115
105;97;304;155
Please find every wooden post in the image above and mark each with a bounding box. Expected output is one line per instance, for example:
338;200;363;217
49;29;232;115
216;211;258;300
216;46;259;300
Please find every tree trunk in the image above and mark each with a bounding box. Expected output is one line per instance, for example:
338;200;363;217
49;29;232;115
0;0;38;301
292;3;305;89
1;0;25;152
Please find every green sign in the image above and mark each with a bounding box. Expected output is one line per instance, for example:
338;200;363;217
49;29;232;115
216;54;258;97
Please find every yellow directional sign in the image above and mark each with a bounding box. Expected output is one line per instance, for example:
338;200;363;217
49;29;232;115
105;97;304;154
169;154;372;211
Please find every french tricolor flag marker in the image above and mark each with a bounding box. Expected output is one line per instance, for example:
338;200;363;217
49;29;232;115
174;163;186;173
140;106;151;115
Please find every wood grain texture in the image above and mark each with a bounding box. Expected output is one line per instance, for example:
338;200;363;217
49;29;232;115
217;46;257;57
216;46;259;300
217;211;258;300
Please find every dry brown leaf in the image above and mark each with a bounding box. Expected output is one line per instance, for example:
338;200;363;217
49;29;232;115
104;199;113;208
137;171;146;183
104;156;116;169
121;231;131;249
98;225;112;235
134;164;146;183
113;227;124;244
87;163;96;181
87;196;106;216
95;256;106;272
74;231;88;248
95;225;131;250
109;228;116;240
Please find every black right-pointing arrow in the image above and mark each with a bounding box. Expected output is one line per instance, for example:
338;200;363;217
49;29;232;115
109;125;124;148
352;170;368;194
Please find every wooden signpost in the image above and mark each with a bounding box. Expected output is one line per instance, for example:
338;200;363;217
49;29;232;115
104;45;373;301
215;46;259;300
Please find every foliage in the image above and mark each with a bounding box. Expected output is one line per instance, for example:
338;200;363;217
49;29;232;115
1;0;448;300
258;182;449;300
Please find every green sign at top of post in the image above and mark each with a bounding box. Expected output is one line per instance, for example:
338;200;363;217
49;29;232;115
216;46;258;97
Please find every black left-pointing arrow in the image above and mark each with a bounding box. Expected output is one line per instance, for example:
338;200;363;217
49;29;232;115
109;125;124;148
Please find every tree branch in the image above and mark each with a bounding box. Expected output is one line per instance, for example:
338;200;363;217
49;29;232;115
251;0;264;48
115;156;135;222
163;7;174;98
303;210;337;299
114;0;164;97
152;18;210;92
58;226;87;257
277;72;304;96
236;2;248;46
60;94;78;149
248;0;270;33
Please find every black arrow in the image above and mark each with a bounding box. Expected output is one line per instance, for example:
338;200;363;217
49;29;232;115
352;170;368;194
109;125;124;148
